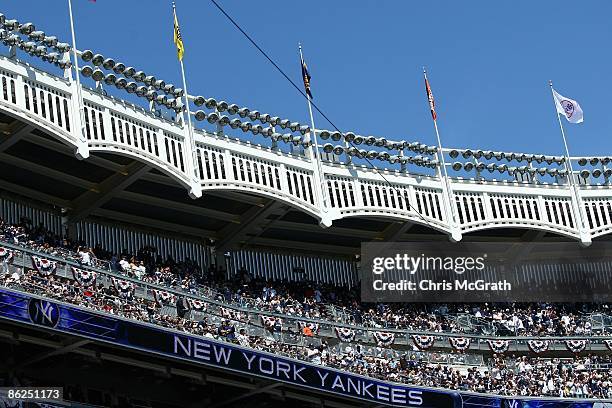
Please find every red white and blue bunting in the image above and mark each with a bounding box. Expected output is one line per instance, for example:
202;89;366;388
449;337;471;352
220;307;245;321
261;315;283;329
565;339;587;354
0;247;14;264
487;339;510;354
111;277;135;298
412;335;435;350
189;298;207;311
31;256;57;276
373;331;396;347
298;321;320;334
71;267;97;287
527;340;550;354
604;340;612;351
335;327;356;343
153;289;176;305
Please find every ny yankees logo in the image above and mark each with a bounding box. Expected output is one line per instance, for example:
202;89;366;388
561;100;575;118
28;298;60;327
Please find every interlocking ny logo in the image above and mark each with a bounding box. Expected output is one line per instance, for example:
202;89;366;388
505;399;522;408
28;298;60;328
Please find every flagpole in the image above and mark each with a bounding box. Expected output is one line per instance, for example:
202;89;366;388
423;68;459;240
299;43;328;211
66;0;86;145
548;80;589;241
173;2;198;186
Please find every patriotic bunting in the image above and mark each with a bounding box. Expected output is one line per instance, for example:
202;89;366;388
153;289;177;305
487;339;510;354
261;315;283;330
335;327;356;343
373;331;396;347
412;335;436;350
449;337;471;352
189;298;207;311
71;267;97;287
565;339;587;354
527;340;550;354
111;277;135;299
31;256;57;276
0;247;14;264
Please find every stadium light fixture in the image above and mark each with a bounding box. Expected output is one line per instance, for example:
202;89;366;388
143;75;156;86
126;81;138;94
42;35;57;47
102;58;115;70
194;110;206;121
91;53;104;66
28;30;45;41
55;42;71;53
19;22;35;35
204;98;217;109
81;50;94;62
153;79;166;90
103;73;117;85
91;69;104;82
123;66;136;78
135;86;148;97
217;100;229;112
3;19;20;31
145;89;157;101
248;110;261;121
207;112;220;124
299;125;310;135
133;71;146;82
237;107;250;118
227;104;240;115
81;65;93;77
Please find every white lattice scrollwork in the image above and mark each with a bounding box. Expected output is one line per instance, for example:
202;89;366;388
0;55;612;242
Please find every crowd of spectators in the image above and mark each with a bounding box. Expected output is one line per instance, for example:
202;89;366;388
0;217;609;340
1;267;611;399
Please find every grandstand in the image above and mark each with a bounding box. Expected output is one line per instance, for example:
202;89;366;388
0;7;611;408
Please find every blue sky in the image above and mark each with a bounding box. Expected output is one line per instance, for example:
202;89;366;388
4;1;612;157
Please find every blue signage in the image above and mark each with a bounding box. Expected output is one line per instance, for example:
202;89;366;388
0;288;602;408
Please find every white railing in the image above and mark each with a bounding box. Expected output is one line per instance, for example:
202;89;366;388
2;55;612;244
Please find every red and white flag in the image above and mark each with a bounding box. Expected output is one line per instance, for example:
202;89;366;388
424;72;437;121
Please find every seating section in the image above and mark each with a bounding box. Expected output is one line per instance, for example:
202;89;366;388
1;217;612;399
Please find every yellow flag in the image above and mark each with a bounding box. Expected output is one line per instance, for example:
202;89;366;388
173;5;184;61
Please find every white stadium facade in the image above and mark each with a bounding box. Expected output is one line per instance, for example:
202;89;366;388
0;11;611;408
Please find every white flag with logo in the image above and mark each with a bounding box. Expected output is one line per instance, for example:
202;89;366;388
552;88;583;124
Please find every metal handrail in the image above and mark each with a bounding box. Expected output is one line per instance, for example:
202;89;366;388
1;238;611;344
